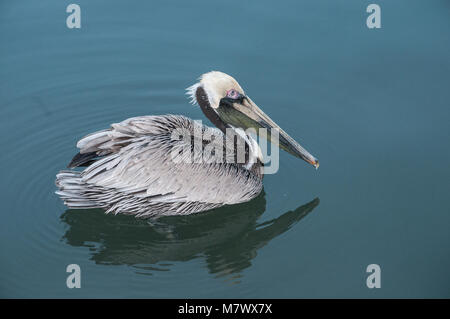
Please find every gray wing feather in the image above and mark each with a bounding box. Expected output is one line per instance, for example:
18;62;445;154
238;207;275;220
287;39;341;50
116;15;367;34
57;115;262;217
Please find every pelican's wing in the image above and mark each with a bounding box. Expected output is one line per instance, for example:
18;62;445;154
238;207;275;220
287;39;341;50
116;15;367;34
59;115;262;217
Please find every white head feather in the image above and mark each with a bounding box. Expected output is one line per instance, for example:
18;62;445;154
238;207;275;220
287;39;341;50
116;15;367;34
186;71;245;109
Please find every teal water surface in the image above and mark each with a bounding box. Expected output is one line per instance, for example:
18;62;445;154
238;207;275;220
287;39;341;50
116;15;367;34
0;0;449;298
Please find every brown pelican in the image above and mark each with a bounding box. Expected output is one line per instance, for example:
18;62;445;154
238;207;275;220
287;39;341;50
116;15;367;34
56;71;319;217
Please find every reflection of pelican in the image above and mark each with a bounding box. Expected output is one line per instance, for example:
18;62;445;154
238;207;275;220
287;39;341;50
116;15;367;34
61;195;319;277
56;71;319;217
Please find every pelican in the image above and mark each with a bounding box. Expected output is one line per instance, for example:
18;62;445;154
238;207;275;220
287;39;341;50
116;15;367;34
56;71;319;218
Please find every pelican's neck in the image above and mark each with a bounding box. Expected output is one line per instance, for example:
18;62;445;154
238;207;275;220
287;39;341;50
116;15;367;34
194;85;263;171
195;86;228;133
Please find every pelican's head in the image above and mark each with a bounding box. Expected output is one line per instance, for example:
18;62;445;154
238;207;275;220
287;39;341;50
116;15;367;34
187;71;319;169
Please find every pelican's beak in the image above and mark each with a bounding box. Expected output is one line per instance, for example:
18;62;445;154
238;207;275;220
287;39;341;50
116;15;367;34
217;95;319;169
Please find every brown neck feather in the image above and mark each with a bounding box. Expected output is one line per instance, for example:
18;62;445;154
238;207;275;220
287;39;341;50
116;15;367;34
195;86;228;133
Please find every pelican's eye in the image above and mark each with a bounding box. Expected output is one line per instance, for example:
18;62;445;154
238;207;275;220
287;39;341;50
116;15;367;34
226;89;241;100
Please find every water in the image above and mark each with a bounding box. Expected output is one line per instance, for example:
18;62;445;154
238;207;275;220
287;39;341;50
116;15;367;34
0;0;449;298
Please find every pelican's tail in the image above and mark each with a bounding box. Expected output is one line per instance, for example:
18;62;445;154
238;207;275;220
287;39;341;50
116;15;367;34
55;170;101;209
